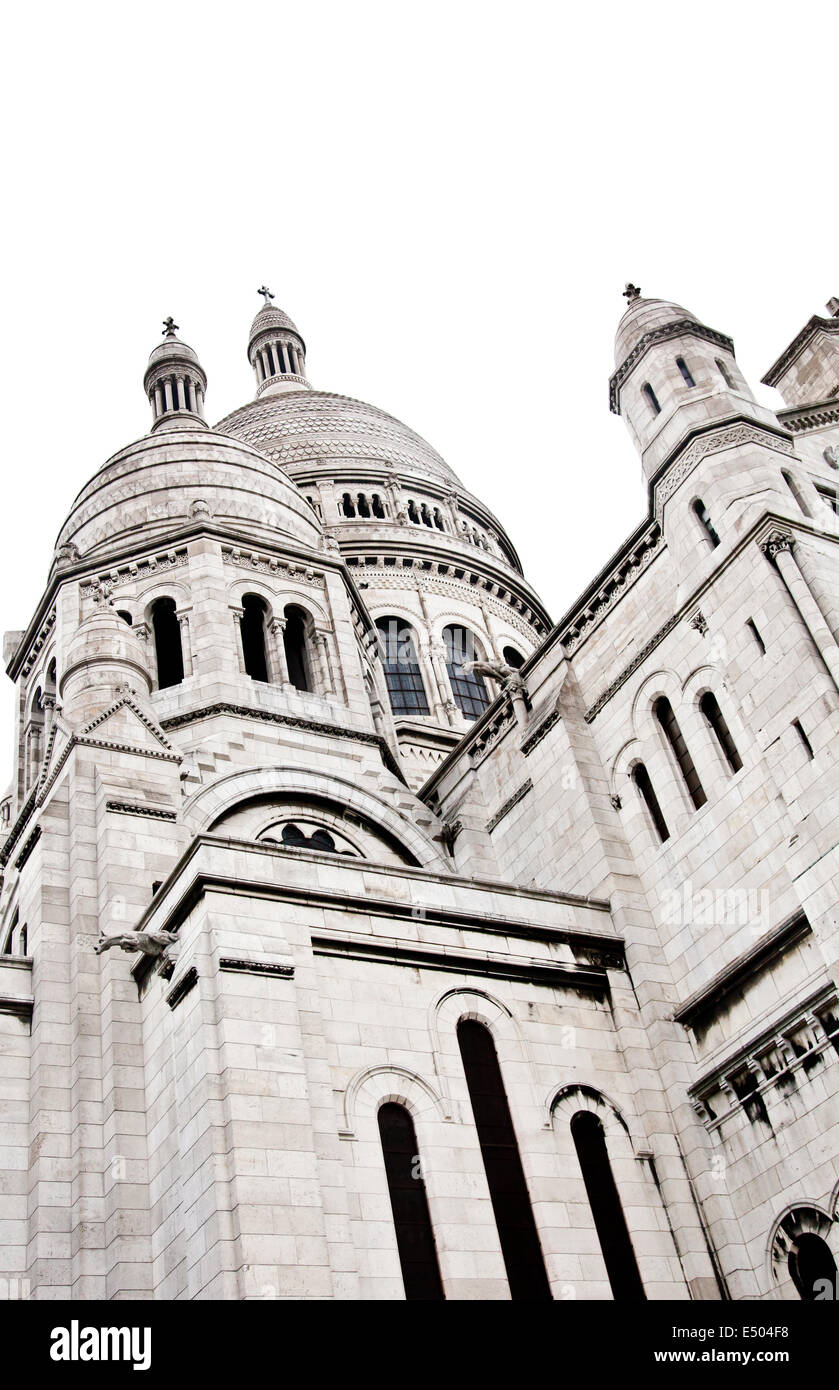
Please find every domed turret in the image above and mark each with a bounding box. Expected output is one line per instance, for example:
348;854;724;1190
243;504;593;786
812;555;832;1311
609;283;775;479
143;318;208;431
59;604;152;721
248;288;309;398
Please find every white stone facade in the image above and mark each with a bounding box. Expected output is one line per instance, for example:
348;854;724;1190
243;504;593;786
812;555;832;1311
1;290;838;1301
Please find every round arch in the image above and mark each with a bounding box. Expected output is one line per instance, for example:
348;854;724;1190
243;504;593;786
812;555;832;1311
180;764;446;869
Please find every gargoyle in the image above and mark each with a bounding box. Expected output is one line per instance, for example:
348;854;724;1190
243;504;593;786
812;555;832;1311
95;928;178;957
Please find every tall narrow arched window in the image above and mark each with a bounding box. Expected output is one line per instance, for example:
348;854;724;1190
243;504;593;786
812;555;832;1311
699;692;742;773
502;645;524;669
240;594;270;682
631;763;669;843
341;492;356;518
692;498;720;548
788;1233;836;1301
716;357;735;389
282;605;311;692
642;382;661;415
151;597;184;689
676;357;696;388
457;1020;551;1301
570;1111;645;1301
655;696;707;809
443;626;490;720
377;1103;445;1301
375;617;430;716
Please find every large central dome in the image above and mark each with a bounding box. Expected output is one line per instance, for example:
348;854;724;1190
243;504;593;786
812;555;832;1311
215;390;462;487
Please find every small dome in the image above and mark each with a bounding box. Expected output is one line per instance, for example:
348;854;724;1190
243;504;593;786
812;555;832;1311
145;336;202;371
614;296;699;367
248;303;305;355
60;605;153;710
56;428;323;560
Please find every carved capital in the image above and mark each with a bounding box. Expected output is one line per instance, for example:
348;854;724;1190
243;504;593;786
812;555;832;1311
762;530;795;560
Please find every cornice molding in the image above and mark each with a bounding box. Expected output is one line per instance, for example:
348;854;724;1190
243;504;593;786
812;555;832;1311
158;700;407;785
105;800;178;821
311;932;610;994
674;913;810;1029
609;320;734;415
486;779;533;832
651;419;794;517
777;398;839;435
762;316;839;387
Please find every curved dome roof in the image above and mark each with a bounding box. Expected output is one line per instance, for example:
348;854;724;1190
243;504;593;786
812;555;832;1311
614;296;700;367
215;390;461;486
57;427;322;560
146;336;202;371
249;303;304;350
62;605;150;686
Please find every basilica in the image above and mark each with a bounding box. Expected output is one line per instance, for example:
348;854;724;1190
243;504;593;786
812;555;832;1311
1;284;838;1301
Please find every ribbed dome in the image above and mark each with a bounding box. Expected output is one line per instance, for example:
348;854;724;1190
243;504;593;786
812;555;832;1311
56;427;323;560
62;605;150;684
215;390;461;486
249;304;304;352
614;297;700;367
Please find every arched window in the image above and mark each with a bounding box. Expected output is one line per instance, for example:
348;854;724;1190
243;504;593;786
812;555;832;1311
378;1102;445;1301
357;493;371;518
282;605;311;692
716;357;735;389
433;508;445;530
408;500;420;523
457;1020;551;1301
443;626;490;720
240;593;270;682
676;357;696;388
376;617;430;716
570;1111;645;1301
692;498;720;548
642;382;661;416
151;597;184;689
699;692;742;773
781;470;811;516
372;494;386;518
421;504;433;527
502;645;525;669
788;1233;837;1301
631;763;669;843
655;696;707;809
117;610;133;626
341;492;356;517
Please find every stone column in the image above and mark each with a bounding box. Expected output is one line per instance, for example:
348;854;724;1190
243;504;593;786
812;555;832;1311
230;605;246;674
269;617;292;688
280;341;291;374
153;384;163;418
187;379;197;413
763;532;839;693
163;378;174;412
177;609;194;677
316;631;336;696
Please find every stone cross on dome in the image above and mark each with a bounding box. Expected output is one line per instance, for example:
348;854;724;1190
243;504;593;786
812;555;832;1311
257;286;275;305
622;283;641;303
162;317;179;338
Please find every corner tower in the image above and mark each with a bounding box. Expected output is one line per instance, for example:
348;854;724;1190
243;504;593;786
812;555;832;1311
609;285;798;589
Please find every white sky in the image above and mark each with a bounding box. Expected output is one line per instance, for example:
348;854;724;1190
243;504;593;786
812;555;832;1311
1;0;835;780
